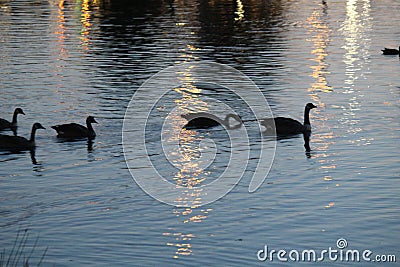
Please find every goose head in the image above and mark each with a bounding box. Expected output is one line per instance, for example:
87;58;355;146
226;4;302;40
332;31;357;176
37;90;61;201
305;103;317;110
224;113;243;129
33;122;46;130
11;107;25;126
29;122;45;143
87;116;98;124
15;108;25;115
225;113;242;122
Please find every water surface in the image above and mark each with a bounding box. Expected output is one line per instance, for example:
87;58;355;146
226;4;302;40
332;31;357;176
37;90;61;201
0;0;399;266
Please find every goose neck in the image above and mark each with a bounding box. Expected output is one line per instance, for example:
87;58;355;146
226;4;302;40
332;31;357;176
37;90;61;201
12;111;19;124
30;125;37;142
86;120;95;136
304;108;311;126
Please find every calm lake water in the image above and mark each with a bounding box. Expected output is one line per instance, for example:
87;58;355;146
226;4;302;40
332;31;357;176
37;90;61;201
0;0;399;266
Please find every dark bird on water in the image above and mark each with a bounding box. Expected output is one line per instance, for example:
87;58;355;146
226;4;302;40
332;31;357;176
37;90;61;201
381;46;400;55
181;113;243;130
0;122;45;150
261;103;317;135
261;103;317;152
51;116;98;139
0;108;25;133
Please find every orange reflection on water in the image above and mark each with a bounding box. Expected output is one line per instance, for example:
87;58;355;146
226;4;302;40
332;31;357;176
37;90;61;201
50;0;69;98
80;0;92;50
306;9;332;96
54;0;67;57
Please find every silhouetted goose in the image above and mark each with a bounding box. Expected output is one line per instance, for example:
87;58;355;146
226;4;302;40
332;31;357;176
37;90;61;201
51;116;98;138
0;108;25;131
381;46;400;55
261;103;317;135
181;113;242;130
0;123;45;150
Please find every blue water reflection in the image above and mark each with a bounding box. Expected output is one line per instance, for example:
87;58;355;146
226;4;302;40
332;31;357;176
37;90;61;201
0;0;399;266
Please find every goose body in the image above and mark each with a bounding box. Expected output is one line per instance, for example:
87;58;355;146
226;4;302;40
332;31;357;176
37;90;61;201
0;122;45;150
262;117;305;135
0;108;25;131
261;103;317;135
182;113;242;130
51;116;97;138
381;46;400;55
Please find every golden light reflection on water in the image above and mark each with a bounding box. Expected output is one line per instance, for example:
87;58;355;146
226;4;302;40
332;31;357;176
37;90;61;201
234;0;245;21
51;0;100;76
54;0;99;52
56;0;66;34
55;0;67;60
79;0;92;50
163;51;216;259
305;4;334;175
164;232;196;258
305;3;332;134
306;8;332;97
305;3;339;196
50;0;68;102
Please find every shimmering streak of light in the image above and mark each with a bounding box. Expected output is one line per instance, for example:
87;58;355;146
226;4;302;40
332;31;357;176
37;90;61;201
234;0;244;21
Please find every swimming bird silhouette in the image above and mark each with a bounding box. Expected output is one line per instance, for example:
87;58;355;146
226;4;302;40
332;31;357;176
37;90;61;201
51;116;98;139
381;46;400;55
261;103;317;135
0;122;45;150
0;108;25;134
181;113;242;130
